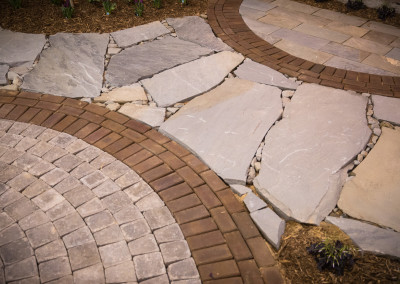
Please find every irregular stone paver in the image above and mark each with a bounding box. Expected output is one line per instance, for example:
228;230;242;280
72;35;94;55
338;127;400;232
372;95;400;125
250;208;285;250
142;51;245;107
326;217;400;258
94;84;147;103
254;84;371;225
160;78;282;184
22;33;109;98
106;36;212;87
0;30;45;66
0;64;8;85
111;21;170;48
0;119;200;283
243;192;267;213
118;103;166;127
234;58;298;90
167;16;232;51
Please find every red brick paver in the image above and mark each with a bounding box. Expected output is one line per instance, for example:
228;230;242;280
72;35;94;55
207;0;400;98
0;90;285;284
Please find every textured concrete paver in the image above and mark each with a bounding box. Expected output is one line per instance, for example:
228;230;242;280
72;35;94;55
160;78;282;184
254;84;371;224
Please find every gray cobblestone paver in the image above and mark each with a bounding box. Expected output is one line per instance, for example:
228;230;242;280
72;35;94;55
0;119;200;283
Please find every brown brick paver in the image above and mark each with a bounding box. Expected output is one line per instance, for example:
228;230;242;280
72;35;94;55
207;0;400;98
1;90;285;283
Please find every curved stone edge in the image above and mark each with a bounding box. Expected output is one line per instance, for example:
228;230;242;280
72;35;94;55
206;0;400;98
0;89;286;284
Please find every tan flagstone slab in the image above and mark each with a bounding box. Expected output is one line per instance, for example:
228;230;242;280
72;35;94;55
274;40;332;64
243;17;281;36
259;13;301;29
270;0;319;14
294;23;350;43
320;42;370;63
385;47;400;61
325;56;396;76
362;54;400;75
271;28;330;50
390;38;400;48
313;9;367;26
343;37;392;55
338;127;400;232
325;22;369;38
362;30;398;46
241;0;277;12
94;84;147;103
263;7;331;27
362;21;400;37
239;6;268;20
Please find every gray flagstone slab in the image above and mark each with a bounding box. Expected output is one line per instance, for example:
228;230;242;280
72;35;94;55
21;33;109;98
234;58;298;90
0;30;45;67
166;16;232;52
338;127;400;232
326;216;400;259
372;95;400;125
0;64;8;85
106;36;212;87
254;83;371;225
160;78;282;184
142;51;244;107
111;21;170;48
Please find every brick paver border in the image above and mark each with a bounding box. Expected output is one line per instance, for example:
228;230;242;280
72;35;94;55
207;0;400;98
0;89;285;284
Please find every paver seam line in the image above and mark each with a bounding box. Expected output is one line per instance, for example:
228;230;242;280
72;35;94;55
207;0;400;98
0;90;285;283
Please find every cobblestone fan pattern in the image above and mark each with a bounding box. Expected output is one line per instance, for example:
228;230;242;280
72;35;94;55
0;89;285;283
0;119;200;283
206;0;400;98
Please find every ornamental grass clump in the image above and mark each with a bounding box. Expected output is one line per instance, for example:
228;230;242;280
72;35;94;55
61;0;74;18
134;0;144;16
154;0;161;9
103;0;117;15
307;239;356;276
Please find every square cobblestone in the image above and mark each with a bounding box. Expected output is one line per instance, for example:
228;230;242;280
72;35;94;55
0;164;22;182
53;212;85;236
0;188;23;209
49;132;76;148
65;139;89;154
77;198;104;218
101;160;130;180
85;210;115;233
136;192;164;212
124;180;153;203
101;191;132;213
15;137;38;152
35;239;67;263
13;153;41;172
42;146;68;163
154;223;184;244
0;212;14;231
63;227;95;249
5;256;38;282
38;257;72;283
8;122;29;135
27;141;53;157
21;124;45;139
22;179;51;199
105;261;137;283
120;218;151;241
93;224;124;246
128;234;159;256
133;252;166;281
73;263;105;284
116;172;142;189
40;168;69;186
141;274;170;284
0;133;23;147
80;170;108;189
19;210;50;231
113;204;143;225
0;120;13;132
0;149;24;165
26;222;59;248
0;237;34;265
32;188;64;211
3;196;37;221
160;240;190;265
68;242;101;271
28;160;55;177
54;154;83;172
167;258;199;281
70;162;95;179
54;176;81;194
64;185;95;207
144;206;175;230
37;129;58;142
90;153;116;170
76;146;101;163
7;172;36;192
46;200;75;221
92;179;120;198
0;224;24;246
99;240;131;268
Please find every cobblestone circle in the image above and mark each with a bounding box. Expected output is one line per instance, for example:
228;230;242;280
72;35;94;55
0;119;200;283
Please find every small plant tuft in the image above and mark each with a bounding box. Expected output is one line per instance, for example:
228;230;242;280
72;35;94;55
377;5;396;20
51;0;63;5
103;0;117;15
8;0;22;9
181;0;188;5
134;0;144;16
61;0;74;18
307;239;356;276
346;0;365;10
154;0;162;9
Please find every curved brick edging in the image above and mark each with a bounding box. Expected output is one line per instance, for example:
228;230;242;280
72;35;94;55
206;0;400;98
0;89;285;284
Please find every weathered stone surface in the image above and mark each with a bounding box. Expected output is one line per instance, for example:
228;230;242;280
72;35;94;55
142;52;244;107
22;33;108;98
94;84;147;103
167;16;232;51
106;36;212;87
105;261;137;283
160;78;282;184
98;241;131;268
5;256;38;282
234;59;298;90
128;234;159;256
0;30;45;66
167;258;199;281
143;206;175;230
372;95;400;125
250;208;285;249
133;252;166;281
254;84;371;225
38;257;72;283
111;21;170;48
118;104;166;127
0;64;8;85
0;238;33;265
338;127;400;232
244;192;267;212
326;217;400;258
230;184;252;196
154;223;184;244
73;263;105;284
160;240;190;265
35;239;67;263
